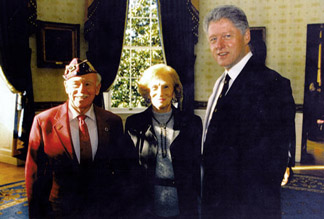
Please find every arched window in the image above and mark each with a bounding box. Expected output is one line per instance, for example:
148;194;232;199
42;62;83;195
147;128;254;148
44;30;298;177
106;0;165;112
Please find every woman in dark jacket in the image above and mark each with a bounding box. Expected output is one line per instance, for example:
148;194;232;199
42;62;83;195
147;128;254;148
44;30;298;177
125;64;202;218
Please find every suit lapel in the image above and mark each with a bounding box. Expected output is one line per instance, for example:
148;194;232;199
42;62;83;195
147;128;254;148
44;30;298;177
204;77;223;126
94;106;111;160
53;102;74;159
220;57;257;105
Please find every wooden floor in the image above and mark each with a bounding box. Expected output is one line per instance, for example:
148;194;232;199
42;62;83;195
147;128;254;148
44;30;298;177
0;162;25;185
0;139;323;185
303;140;324;165
293;140;324;177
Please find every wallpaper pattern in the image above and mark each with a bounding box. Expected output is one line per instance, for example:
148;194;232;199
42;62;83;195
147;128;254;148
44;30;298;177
195;0;324;104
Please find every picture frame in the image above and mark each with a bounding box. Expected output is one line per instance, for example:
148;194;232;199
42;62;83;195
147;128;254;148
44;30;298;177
36;20;80;68
250;26;266;42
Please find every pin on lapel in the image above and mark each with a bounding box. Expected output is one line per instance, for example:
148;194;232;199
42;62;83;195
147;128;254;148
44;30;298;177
104;127;109;132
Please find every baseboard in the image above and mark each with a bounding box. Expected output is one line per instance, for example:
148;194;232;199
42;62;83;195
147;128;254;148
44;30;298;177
0;154;25;166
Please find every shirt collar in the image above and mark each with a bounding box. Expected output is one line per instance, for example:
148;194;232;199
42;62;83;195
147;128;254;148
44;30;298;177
226;51;253;81
68;103;95;122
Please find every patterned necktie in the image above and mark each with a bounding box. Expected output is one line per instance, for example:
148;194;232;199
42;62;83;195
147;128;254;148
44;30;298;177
215;74;231;111
77;115;92;167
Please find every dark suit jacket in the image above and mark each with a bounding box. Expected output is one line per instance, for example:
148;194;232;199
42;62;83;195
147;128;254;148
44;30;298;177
25;102;124;218
125;106;202;218
202;56;295;219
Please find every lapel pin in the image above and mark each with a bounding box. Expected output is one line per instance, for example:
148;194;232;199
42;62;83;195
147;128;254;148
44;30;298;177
104;127;109;132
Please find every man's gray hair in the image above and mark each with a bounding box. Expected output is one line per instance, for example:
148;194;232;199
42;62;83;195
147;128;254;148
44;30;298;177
96;73;102;86
203;5;249;35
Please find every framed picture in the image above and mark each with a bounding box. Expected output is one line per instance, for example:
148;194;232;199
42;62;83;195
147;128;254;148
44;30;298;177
250;27;267;63
36;20;80;68
250;26;266;42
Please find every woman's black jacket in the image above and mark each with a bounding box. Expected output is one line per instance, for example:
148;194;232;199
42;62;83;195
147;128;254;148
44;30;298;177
124;106;202;218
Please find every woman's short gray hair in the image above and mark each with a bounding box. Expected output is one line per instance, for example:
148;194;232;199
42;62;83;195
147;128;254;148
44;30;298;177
203;5;249;35
138;64;183;105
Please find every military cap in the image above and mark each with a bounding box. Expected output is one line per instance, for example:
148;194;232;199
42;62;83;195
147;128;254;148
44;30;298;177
63;58;98;80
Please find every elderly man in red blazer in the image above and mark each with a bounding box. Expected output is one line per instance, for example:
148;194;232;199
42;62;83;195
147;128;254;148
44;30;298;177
25;58;125;218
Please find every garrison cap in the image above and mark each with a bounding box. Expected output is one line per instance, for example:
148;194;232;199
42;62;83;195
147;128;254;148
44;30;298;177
63;58;98;80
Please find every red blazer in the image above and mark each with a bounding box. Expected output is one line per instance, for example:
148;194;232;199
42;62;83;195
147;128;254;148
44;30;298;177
25;102;124;218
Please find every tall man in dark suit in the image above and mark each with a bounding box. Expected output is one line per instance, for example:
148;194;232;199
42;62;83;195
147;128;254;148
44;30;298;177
201;5;295;219
25;58;125;218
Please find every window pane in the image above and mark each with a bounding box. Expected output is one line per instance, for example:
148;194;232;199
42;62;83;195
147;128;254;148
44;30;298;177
111;77;130;108
131;49;151;77
152;49;164;65
118;49;130;77
124;21;133;47
129;0;151;18
151;0;158;18
130;18;150;47
151;18;161;47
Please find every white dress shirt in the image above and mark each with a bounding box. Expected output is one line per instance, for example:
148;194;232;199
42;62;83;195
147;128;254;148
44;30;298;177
68;104;98;163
